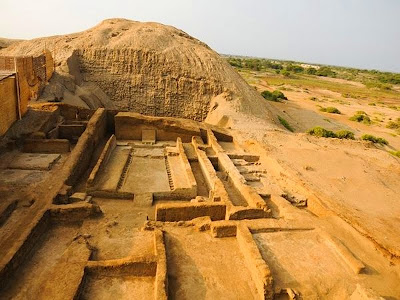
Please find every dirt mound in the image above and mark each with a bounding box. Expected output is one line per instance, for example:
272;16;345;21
0;19;277;126
0;38;22;50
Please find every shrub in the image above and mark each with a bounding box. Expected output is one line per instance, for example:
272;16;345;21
286;64;304;73
282;70;291;77
278;116;294;132
336;130;355;139
306;67;317;75
228;58;243;68
307;127;336;138
316;66;336;77
361;134;388;145
320;106;341;114
310;97;318;101
349;112;371;124
261;90;288;102
307;127;356;140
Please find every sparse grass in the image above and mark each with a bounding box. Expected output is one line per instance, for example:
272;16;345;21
319;106;341;114
368;102;376;106
386;118;400;129
310;96;319;101
261;74;400;102
278;116;294;132
349;111;372;124
278;86;293;91
261;90;288;102
330;98;351;105
361;134;388;145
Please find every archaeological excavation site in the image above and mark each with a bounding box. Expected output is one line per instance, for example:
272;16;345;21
0;19;399;300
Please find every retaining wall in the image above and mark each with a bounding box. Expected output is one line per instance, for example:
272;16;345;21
0;76;18;135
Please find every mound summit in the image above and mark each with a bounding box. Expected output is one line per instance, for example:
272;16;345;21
0;18;276;126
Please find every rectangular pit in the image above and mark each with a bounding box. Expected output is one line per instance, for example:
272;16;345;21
165;227;258;300
80;275;155;300
253;230;354;298
1;224;81;298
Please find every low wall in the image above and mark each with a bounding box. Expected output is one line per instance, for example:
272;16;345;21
192;137;217;191
237;224;273;300
87;134;116;188
49;202;102;223
208;130;269;211
115;112;201;142
156;202;226;222
0;210;51;292
211;220;237;238
85;259;157;277
63;108;107;186
154;230;168;300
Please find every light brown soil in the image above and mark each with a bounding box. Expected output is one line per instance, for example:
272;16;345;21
1;18;399;300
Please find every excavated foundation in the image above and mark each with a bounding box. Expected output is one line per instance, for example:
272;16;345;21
0;105;399;299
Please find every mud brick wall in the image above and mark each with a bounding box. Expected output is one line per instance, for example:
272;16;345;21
15;56;37;115
77;49;224;121
33;55;46;83
0;57;15;71
44;50;54;81
0;51;54;120
0;76;18;135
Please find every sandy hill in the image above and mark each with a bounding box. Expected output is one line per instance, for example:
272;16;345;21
0;18;277;127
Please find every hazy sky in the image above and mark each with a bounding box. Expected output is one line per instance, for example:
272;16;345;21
1;0;399;72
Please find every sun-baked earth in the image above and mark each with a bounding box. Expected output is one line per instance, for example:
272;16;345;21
0;19;399;300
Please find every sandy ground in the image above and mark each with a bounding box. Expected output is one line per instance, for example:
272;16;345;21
1;18;400;299
251;75;400;149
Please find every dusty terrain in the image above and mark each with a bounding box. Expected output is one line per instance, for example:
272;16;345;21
0;19;275;124
0;18;399;300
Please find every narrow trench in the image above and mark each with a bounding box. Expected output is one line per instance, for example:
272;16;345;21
189;161;209;197
216;171;248;207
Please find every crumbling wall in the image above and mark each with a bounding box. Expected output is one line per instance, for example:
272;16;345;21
0;51;54;118
15;56;36;115
77;49;224;121
0;76;18;135
44;50;54;81
0;57;14;71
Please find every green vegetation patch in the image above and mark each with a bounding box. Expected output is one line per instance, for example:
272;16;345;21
261;90;288;102
319;106;341;114
349;111;371;124
361;134;388;145
278;116;294;132
307;127;355;140
389;151;400;158
307;127;337;138
335;130;355;140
